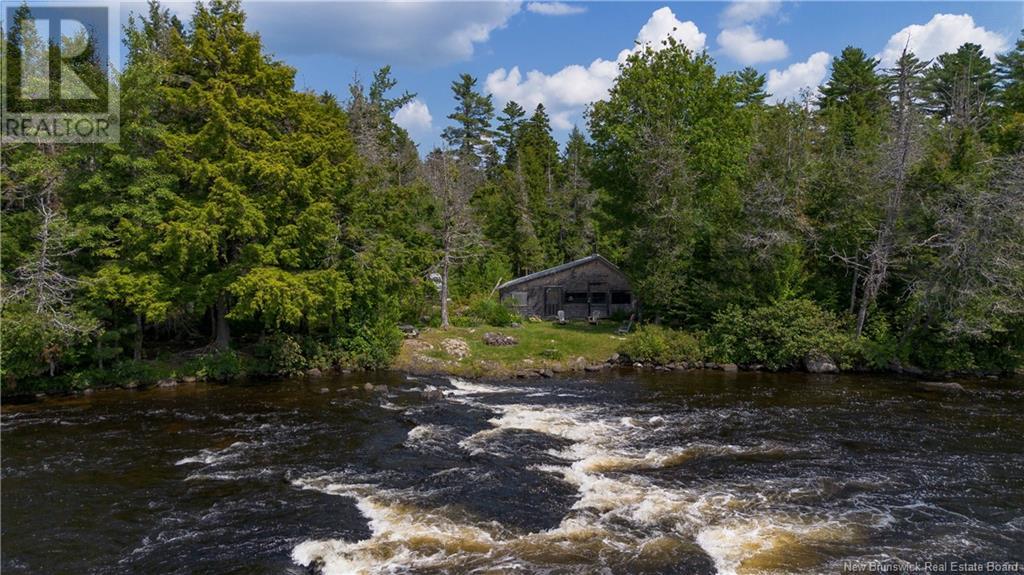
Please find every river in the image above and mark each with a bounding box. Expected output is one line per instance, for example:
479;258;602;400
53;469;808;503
2;371;1023;574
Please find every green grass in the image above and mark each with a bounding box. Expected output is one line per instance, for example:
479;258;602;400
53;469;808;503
394;320;627;377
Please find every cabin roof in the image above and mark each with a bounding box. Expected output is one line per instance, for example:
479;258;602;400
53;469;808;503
496;254;625;292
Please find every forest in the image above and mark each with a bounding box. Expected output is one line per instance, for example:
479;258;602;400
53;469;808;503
2;0;1022;392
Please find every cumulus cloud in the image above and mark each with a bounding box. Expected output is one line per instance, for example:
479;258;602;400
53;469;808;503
486;6;705;130
243;2;522;66
766;51;831;103
634;7;707;52
526;2;586;16
877;13;1008;68
393;99;433;134
720;0;781;27
717;25;788;65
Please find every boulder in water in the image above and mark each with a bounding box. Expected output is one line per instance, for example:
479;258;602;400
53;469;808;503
804;352;839;374
421;388;444;401
916;381;966;393
721;363;739;373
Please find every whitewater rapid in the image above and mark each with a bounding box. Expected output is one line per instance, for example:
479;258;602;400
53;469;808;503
289;377;872;575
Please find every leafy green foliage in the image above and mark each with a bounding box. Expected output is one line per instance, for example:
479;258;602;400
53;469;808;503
189;350;244;382
2;4;1021;393
707;299;854;370
619;325;704;365
458;296;519;328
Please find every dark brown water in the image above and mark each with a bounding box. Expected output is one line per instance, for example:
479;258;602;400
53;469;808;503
2;371;1023;574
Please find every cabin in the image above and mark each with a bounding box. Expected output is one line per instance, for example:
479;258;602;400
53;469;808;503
497;255;636;320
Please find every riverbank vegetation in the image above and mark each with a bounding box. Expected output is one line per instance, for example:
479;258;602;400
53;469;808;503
3;1;1023;394
394;321;624;378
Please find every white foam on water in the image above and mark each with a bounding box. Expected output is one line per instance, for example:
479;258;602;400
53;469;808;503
292;478;504;575
404;424;462;452
175;441;250;466
695;516;853;575
293;394;869;574
445;377;508;396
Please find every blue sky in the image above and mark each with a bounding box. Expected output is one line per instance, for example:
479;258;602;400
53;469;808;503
127;1;1022;149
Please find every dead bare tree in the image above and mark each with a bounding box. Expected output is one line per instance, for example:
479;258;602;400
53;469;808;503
423;148;483;329
915;155;1024;338
855;47;924;336
2;149;96;374
742;102;814;262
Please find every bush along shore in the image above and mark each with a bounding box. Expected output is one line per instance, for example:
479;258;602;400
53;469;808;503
11;297;1017;401
394;301;1018;381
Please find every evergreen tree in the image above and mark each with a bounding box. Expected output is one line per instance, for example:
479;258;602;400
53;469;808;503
150;0;358;347
441;74;496;168
819;47;886;147
517;104;562;266
559;127;597;260
924;43;997;125
994;30;1024;152
589;38;752;324
735;67;769;107
496;100;527;165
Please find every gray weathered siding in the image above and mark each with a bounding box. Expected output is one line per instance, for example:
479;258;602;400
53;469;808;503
498;258;635;319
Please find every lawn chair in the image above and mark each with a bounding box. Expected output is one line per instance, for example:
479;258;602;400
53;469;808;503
616;314;635;335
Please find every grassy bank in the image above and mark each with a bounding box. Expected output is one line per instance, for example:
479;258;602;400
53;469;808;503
393;321;626;378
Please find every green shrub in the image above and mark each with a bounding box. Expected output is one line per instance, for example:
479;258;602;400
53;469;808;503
190;350;244;381
457;296;518;328
252;333;307;376
301;338;346;371
707;298;853;370
620;325;703;364
345;320;402;369
110;359;175;385
855;313;900;370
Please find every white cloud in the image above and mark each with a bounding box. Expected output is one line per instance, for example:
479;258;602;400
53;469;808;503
877;13;1008;68
486;6;706;131
717;25;788;65
243;2;522;66
526;2;586;16
720;0;781;27
766;51;831;103
393;99;433;134
635;7;706;52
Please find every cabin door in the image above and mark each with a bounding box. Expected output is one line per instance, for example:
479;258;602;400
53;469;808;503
587;282;609;318
543;287;562;317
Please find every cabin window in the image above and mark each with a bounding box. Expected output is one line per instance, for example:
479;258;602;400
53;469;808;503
507;291;528;306
589;292;608;304
611;291;632;304
564;292;588;304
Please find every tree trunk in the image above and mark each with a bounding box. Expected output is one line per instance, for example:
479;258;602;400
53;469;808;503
214;295;231;349
439;253;451;329
849;270;859;315
855;46;916;338
134;313;144;361
855;283;870;337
